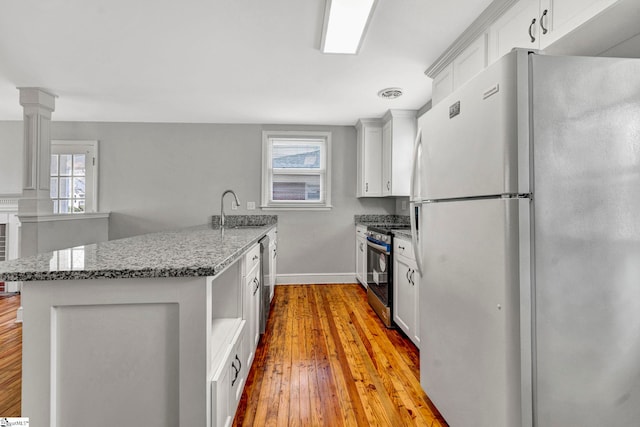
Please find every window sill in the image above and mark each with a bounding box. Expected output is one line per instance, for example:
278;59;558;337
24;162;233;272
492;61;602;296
261;205;333;211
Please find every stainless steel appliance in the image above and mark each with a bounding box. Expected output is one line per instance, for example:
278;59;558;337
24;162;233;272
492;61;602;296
365;225;409;328
259;234;271;334
410;49;640;427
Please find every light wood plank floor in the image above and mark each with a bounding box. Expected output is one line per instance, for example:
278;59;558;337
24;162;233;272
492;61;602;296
234;284;447;427
0;285;447;425
0;294;21;417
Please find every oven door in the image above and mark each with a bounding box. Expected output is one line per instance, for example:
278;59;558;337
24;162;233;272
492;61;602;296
366;238;391;306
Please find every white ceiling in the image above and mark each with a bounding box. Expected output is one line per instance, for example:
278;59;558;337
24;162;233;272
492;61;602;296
0;0;493;125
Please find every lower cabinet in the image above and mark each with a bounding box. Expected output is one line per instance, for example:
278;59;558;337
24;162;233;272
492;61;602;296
393;237;420;347
355;225;367;286
211;321;247;427
245;256;261;367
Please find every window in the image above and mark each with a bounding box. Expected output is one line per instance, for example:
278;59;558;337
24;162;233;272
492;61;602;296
261;131;332;210
50;140;98;214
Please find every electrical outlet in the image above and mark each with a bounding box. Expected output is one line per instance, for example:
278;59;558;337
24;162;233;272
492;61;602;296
247;201;256;210
401;200;407;210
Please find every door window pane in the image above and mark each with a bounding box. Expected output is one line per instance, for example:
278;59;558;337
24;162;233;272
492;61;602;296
58;199;72;214
50;178;59;198
59;177;72;199
51;154;59;176
73;154;86;176
59;155;73;176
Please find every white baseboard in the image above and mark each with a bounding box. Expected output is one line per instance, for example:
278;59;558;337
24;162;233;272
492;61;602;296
276;273;357;285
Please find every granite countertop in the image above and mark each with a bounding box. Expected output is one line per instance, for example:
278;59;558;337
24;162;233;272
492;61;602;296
0;222;276;282
392;229;412;239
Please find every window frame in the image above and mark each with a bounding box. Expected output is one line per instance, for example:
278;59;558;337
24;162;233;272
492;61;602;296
261;131;332;210
50;140;99;214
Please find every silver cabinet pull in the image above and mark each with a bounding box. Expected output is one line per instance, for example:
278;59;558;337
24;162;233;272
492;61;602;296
365;182;369;192
528;18;537;43
540;9;548;34
387;181;391;190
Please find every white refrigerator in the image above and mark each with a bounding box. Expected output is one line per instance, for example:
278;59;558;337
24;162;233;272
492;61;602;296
409;49;640;427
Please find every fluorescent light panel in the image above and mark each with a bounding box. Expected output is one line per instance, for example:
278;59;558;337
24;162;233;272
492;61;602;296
321;0;377;54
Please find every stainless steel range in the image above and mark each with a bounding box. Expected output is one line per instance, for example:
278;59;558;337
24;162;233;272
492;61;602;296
365;225;409;328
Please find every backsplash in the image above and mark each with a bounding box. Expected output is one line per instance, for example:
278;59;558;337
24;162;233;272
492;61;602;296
211;215;278;228
354;214;410;226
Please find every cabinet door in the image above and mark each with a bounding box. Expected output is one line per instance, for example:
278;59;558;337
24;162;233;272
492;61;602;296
356;122;383;197
489;0;541;63
431;63;454;105
244;265;260;367
382;121;392;196
453;34;488;89
539;0;618;48
393;254;415;339
355;236;366;285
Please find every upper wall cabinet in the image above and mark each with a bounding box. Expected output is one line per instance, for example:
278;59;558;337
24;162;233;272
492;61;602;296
356;119;383;197
488;0;619;63
381;110;417;197
428;0;639;105
432;35;488;105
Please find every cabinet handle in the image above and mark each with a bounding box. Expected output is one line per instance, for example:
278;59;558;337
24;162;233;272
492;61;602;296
360;242;364;251
387;181;391;190
231;357;240;386
410;269;415;286
528;18;537;43
540;9;548;34
398;245;405;251
366;182;369;192
235;354;242;372
252;255;259;261
253;278;260;295
406;269;411;283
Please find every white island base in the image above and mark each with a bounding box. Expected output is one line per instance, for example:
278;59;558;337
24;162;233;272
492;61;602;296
22;255;251;427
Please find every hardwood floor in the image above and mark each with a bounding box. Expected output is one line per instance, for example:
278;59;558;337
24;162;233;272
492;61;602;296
233;284;447;427
0;294;21;417
0;285;447;425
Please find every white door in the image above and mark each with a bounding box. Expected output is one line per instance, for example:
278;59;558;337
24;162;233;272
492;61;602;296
393;254;415;338
420;197;523;427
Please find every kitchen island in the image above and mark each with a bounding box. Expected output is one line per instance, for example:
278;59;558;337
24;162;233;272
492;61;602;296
0;221;276;427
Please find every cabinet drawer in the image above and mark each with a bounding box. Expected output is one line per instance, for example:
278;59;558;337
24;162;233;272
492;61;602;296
394;237;414;261
211;321;246;427
244;243;261;275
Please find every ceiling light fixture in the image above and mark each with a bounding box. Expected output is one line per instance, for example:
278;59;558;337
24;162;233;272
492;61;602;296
378;87;403;99
320;0;378;54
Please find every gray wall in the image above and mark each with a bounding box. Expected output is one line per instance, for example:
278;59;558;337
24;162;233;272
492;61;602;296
0;121;395;278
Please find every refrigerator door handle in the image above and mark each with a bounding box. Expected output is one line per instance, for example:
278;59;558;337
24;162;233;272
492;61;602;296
410;202;424;277
409;128;422;203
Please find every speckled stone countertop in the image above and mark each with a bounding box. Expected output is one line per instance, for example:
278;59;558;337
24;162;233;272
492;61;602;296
0;223;276;282
354;214;410;228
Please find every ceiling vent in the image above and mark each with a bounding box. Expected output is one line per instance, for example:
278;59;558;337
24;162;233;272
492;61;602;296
377;87;403;99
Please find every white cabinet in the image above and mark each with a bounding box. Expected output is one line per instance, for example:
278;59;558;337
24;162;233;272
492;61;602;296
432;34;488;105
268;228;277;302
489;0;619;63
381;110;417;197
393;236;420;347
355;225;367;286
243;243;261;368
356;119;383;197
211;321;247;427
431;63;454;106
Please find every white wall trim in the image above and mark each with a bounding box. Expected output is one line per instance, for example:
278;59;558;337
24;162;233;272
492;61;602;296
276;273;357;285
18;212;110;223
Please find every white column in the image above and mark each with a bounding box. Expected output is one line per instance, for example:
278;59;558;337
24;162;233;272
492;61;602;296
17;87;57;257
18;87;56;217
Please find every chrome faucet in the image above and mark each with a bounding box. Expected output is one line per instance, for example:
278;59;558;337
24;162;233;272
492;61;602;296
220;189;240;228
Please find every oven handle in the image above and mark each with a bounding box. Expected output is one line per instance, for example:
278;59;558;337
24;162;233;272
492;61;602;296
366;239;390;255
